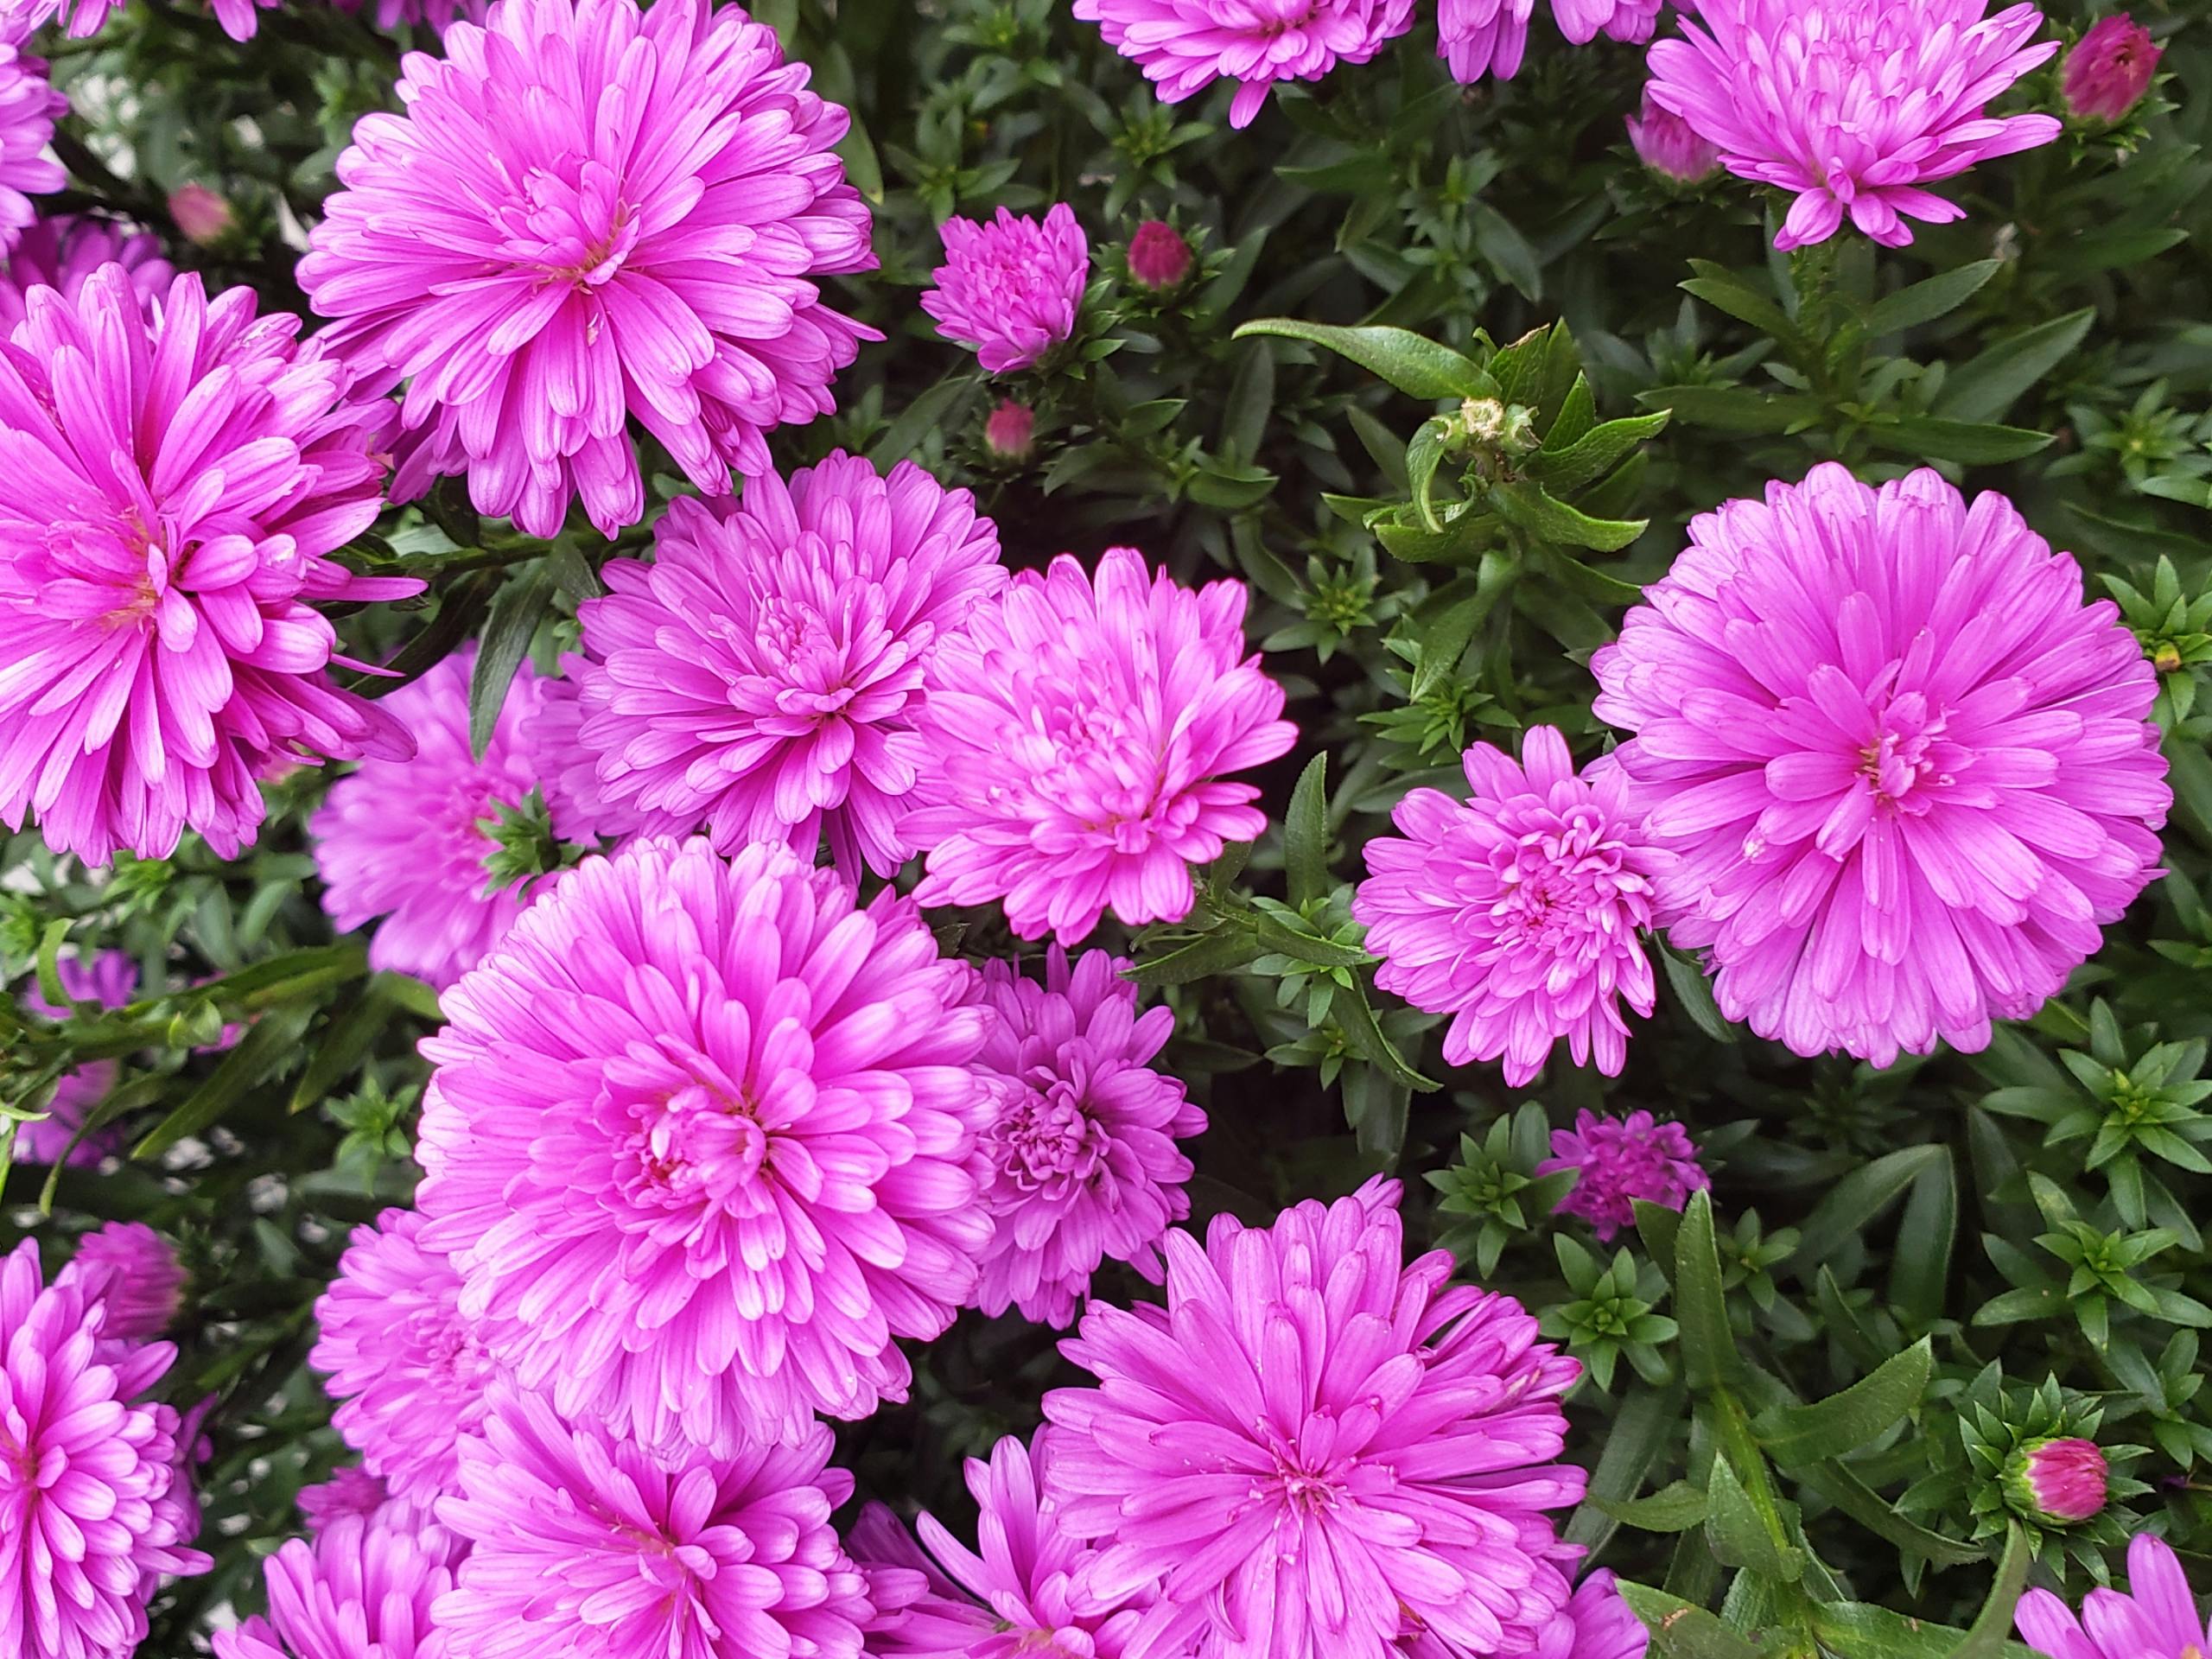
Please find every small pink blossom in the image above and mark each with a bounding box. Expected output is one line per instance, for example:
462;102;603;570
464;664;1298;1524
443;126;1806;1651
923;205;1088;373
984;398;1035;461
2006;1437;2108;1526
1077;0;1411;126
1536;1109;1709;1240
0;213;172;330
59;1221;187;1341
1125;219;1192;291
1626;86;1720;181
16;950;137;1166
0;44;63;255
168;183;232;244
2063;16;2160;123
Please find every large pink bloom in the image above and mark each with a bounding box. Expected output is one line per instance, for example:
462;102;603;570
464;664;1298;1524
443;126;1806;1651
1355;726;1669;1087
1042;1178;1585;1659
0;268;418;865
435;1385;874;1659
919;207;1087;374
907;546;1296;945
1072;0;1411;128
16;949;136;1165
1645;0;2063;249
1592;464;2169;1065
300;0;876;539
969;947;1205;1327
0;44;61;255
1535;1110;1708;1241
2017;1535;2208;1659
58;1221;188;1341
416;836;995;1457
0;214;172;331
0;1238;211;1659
575;453;1004;874
213;1514;455;1659
310;645;546;991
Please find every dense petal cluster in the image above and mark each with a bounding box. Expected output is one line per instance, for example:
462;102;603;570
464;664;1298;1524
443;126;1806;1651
310;645;546;990
2016;1535;2208;1659
1357;727;1668;1087
0;214;172;330
575;454;1004;874
311;1207;502;1504
1625;86;1720;181
1592;465;2169;1064
1645;0;2063;249
0;1238;211;1659
1544;1573;1652;1659
908;546;1296;944
525;655;642;845
2005;1436;2108;1526
0;268;417;865
969;947;1205;1326
920;207;1088;373
1043;1178;1585;1659
300;0;876;538
1439;0;1664;84
416;836;995;1456
1073;0;1410;127
435;1385;874;1659
60;1221;188;1341
16;949;136;1165
213;1515;455;1659
0;44;61;254
1535;1110;1708;1240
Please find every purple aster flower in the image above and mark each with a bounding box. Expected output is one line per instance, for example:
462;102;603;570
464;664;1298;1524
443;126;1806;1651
0;213;171;330
16;950;137;1166
969;947;1205;1327
1625;86;1720;181
416;836;995;1458
0;1238;211;1659
299;0;876;539
907;546;1297;945
574;453;1004;875
2063;15;2160;123
1645;0;2063;249
214;1514;456;1659
1591;464;2171;1065
2017;1535;2207;1659
58;1221;187;1342
1356;726;1670;1087
0;44;61;254
921;206;1088;374
0;267;419;866
1535;1109;1708;1240
1073;0;1411;127
852;1434;1152;1658
310;645;547;991
1042;1177;1586;1659
310;1207;501;1504
434;1384;874;1659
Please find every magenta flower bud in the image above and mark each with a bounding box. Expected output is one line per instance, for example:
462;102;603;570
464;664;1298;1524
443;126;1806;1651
2005;1437;2109;1525
58;1221;187;1341
2063;16;2160;124
1126;219;1192;291
985;398;1036;461
1625;86;1720;183
168;182;233;245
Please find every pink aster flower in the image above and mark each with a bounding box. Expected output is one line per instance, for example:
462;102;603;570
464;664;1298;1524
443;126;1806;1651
310;645;547;991
16;949;137;1165
416;836;995;1457
0;267;418;866
921;206;1088;374
1042;1177;1586;1659
1591;464;2171;1065
434;1384;874;1659
982;400;1034;462
2017;1535;2208;1659
1124;219;1191;292
1413;1569;1650;1659
299;0;876;540
853;1434;1151;1658
311;1207;501;1504
1356;727;1669;1087
574;453;1005;875
214;1514;456;1659
1074;0;1411;127
59;1221;187;1342
2005;1436;2108;1526
1645;0;2063;249
0;1238;211;1659
0;213;172;330
299;1466;400;1535
907;546;1296;945
1535;1109;1708;1240
1626;86;1720;181
0;44;61;254
969;947;1205;1326
2063;15;2160;123
524;654;644;846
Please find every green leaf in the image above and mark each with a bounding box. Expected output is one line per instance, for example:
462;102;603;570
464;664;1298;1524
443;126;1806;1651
195;943;369;1010
1331;979;1440;1093
354;572;498;700
1675;1192;1739;1390
1794;1460;1987;1568
130;1006;315;1162
1529;410;1670;498
868;375;982;467
1786;1145;1948;1279
1681;261;1798;341
1250;912;1370;968
1405;416;1455;531
1494;481;1645;553
1890;1154;1959;1325
1596;1479;1711;1532
1232;320;1491;400
1810;1602;1973;1659
1411;552;1520;699
1126;928;1265;986
35;919;69;1014
1615;1582;1768;1659
1751;1338;1931;1464
288;982;402;1115
1661;949;1737;1045
1642;386;1817;435
1862;260;2002;334
1284;754;1331;909
1567;1380;1687;1553
543;536;600;602
1471;203;1543;301
1933;308;2095;424
470;563;556;760
1219;340;1276;462
1868;417;2054;467
1705;1454;1804;1580
1637;1200;1684;1286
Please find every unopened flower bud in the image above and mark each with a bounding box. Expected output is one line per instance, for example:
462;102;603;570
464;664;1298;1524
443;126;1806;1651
2154;640;2183;674
1625;88;1719;182
2004;1436;2108;1525
168;183;233;245
984;398;1035;462
2063;16;2160;124
1456;397;1539;457
1127;219;1193;292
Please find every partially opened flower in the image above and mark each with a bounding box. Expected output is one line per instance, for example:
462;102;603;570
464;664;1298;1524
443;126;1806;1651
2016;1534;2207;1659
1645;0;2063;248
16;950;137;1165
1043;1178;1585;1659
1592;464;2170;1064
907;547;1296;944
0;213;171;329
1074;0;1411;127
2063;15;2160;123
1535;1110;1708;1240
921;207;1088;373
213;1515;455;1659
300;0;875;538
2005;1437;2108;1527
1625;86;1720;181
60;1221;188;1341
416;836;995;1456
0;45;62;255
575;454;1004;874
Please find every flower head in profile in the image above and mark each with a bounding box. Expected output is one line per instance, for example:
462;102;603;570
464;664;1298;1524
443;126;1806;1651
213;1514;455;1659
310;645;547;991
1074;0;1410;127
1043;1178;1585;1659
1124;220;1192;293
0;1238;212;1659
59;1221;188;1341
1357;727;1668;1087
1645;0;2063;248
1535;1110;1708;1240
908;547;1296;944
969;947;1206;1326
299;0;876;538
416;836;995;1457
2016;1534;2207;1659
2063;15;2160;123
921;206;1088;373
0;45;62;254
2004;1437;2108;1527
1592;464;2170;1065
0;213;172;329
982;400;1034;462
853;1434;1151;1658
434;1385;874;1659
575;454;1004;875
16;950;137;1165
524;655;643;846
1625;86;1719;181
